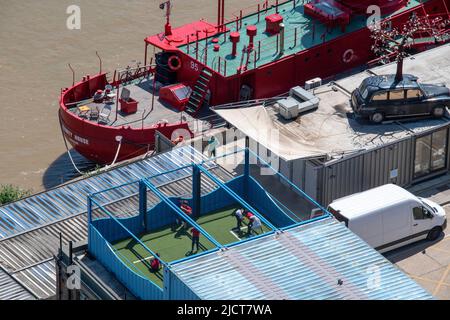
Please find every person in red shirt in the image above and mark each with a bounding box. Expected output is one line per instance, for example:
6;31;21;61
190;227;200;253
245;211;257;236
245;211;254;220
150;253;161;272
180;200;193;229
171;135;184;146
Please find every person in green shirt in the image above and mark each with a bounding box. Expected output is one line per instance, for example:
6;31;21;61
206;135;219;157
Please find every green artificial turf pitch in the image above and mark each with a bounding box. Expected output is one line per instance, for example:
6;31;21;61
112;205;272;287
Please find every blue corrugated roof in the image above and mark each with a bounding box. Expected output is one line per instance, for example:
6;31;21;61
171;217;433;300
0;146;208;239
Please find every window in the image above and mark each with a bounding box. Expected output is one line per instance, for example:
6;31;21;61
371;91;388;101
358;82;369;99
406;89;423;99
327;207;348;227
361;87;369;99
414;128;448;178
413;207;425;220
414;135;432;177
358;82;366;92
389;89;405;100
431;129;447;171
174;86;191;100
413;206;432;220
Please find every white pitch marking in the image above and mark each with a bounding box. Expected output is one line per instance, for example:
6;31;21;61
133;255;154;264
229;230;242;240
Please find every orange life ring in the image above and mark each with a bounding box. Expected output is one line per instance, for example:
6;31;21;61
343;49;354;63
168;55;182;71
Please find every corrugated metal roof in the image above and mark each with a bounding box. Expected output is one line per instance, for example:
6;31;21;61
171;217;433;300
0;146;233;299
11;260;56;300
0;266;36;300
0;146;214;239
0;215;87;272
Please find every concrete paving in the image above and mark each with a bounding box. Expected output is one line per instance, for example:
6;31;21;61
384;176;450;300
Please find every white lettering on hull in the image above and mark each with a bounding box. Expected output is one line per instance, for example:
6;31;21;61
62;124;89;145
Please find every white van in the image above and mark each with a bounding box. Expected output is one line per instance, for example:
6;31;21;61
327;184;447;253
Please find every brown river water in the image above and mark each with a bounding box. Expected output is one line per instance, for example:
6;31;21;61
0;0;255;192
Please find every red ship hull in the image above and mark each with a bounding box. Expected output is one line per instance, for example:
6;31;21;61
59;74;192;164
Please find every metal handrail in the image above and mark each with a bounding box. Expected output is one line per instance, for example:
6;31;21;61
113;63;156;86
211;93;289;110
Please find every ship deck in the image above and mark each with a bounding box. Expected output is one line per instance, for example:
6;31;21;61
178;0;424;76
67;77;213;131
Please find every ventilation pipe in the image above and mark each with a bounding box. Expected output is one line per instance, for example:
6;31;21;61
279;23;285;54
246;25;257;50
230;32;240;57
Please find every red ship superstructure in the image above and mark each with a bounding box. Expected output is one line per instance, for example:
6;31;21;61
59;0;450;164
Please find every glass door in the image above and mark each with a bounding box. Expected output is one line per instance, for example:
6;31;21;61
414;128;448;179
431;129;447;171
414;135;431;178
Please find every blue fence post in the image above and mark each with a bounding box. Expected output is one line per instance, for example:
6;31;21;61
196;165;278;231
244;136;250;199
192;165;201;217
143;178;223;248
139;180;148;230
87;195;92;252
163;267;171;300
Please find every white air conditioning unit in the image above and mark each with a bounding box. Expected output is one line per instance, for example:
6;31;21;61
305;77;322;90
278;99;300;120
276;86;320;120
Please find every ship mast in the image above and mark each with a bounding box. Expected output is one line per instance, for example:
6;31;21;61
217;0;225;32
160;1;172;36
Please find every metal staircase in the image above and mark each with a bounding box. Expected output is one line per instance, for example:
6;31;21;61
185;68;213;115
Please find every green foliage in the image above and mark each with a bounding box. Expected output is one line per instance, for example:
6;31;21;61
0;184;31;205
82;164;103;178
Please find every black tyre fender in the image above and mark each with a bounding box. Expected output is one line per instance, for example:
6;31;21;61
432;106;445;117
427;226;442;241
370;112;384;124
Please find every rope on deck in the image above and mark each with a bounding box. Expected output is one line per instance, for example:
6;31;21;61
58;111;87;175
58;111;123;175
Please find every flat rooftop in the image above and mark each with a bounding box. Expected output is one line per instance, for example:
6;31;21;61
213;43;450;161
178;0;423;76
